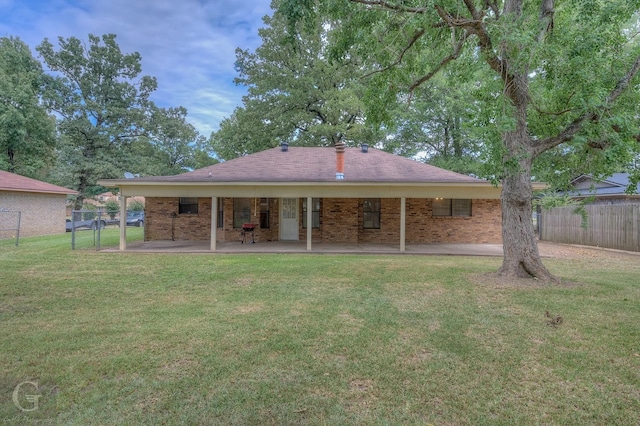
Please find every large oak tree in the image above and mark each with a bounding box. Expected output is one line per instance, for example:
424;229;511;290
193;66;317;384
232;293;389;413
211;8;382;159
280;0;640;282
37;34;157;208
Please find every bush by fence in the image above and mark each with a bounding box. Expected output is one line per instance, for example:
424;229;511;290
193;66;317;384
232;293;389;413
540;204;640;252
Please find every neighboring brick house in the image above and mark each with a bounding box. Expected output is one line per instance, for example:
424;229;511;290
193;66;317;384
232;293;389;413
98;144;522;252
0;170;77;237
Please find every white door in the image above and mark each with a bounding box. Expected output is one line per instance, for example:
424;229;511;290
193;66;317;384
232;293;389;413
280;198;299;240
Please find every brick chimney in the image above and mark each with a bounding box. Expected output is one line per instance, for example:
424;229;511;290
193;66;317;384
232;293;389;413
335;141;345;180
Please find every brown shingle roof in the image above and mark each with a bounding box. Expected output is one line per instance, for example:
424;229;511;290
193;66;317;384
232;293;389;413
0;170;77;195
134;147;483;183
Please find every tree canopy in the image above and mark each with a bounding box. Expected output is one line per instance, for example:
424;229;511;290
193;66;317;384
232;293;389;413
130;106;207;175
210;9;383;159
0;36;56;178
37;34;158;207
278;0;640;281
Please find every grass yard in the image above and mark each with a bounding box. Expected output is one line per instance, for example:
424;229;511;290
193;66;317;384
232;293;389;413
1;233;639;425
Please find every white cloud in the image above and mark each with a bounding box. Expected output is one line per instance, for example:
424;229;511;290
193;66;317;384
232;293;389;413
0;0;272;137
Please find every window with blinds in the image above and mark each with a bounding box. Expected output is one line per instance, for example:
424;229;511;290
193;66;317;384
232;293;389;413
233;198;251;228
363;198;381;229
432;199;472;217
302;198;320;229
260;198;270;229
179;197;198;214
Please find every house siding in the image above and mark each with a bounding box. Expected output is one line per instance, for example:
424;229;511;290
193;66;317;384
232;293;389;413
144;197;502;244
0;191;67;237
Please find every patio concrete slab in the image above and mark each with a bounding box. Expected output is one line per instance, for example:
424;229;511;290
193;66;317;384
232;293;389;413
102;240;506;256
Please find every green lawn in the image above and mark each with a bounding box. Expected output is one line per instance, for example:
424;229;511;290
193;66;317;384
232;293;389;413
1;233;639;425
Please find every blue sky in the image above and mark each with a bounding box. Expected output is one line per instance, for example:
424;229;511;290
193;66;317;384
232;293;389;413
0;0;272;138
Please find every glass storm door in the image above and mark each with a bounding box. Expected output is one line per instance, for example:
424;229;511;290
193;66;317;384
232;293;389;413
280;198;299;240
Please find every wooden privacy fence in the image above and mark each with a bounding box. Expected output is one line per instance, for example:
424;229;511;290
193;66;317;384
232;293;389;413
539;204;640;252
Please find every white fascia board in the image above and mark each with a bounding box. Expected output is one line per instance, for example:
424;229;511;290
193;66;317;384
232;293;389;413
99;179;508;199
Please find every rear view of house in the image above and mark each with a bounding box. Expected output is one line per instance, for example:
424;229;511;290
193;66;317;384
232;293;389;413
99;144;510;252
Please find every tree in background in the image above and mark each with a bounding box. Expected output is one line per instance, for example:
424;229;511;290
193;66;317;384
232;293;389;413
37;34;157;208
131;105;211;176
0;36;56;178
385;68;485;175
210;8;382;160
280;0;640;281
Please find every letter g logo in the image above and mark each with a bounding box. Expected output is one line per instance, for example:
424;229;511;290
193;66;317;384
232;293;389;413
12;381;41;412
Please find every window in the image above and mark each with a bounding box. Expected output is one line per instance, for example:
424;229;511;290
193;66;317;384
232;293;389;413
363;198;381;229
217;197;224;228
260;198;270;229
233;198;251;228
179;197;198;214
302;198;320;228
432;198;472;217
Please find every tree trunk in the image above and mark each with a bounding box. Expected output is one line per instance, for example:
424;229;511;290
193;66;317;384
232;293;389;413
7;147;16;173
453;116;462;157
498;112;558;282
74;174;87;210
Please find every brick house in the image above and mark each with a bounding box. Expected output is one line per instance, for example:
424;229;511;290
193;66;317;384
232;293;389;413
0;170;77;237
98;144;515;252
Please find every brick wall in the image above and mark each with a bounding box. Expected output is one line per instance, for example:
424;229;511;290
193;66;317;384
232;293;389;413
144;196;502;244
145;197;211;241
145;197;280;243
320;198;359;243
0;191;67;237
358;198;402;244
404;198;502;243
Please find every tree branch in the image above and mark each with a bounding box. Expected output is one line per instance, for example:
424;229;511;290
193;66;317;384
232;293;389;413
463;0;481;21
533;54;640;156
433;5;505;76
538;0;554;42
361;28;426;79
408;31;467;93
484;1;500;18
349;0;427;14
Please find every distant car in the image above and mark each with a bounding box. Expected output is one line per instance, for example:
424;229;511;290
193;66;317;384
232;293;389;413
126;211;145;227
66;218;106;232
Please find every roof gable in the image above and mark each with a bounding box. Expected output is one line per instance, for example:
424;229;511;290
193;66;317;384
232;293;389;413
139;147;483;184
0;170;77;195
569;173;639;197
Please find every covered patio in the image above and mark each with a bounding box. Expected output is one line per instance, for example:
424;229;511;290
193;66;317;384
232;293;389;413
101;240;506;256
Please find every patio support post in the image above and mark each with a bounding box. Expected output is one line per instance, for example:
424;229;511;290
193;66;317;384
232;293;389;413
400;197;406;252
119;194;127;251
306;196;312;251
211;196;217;251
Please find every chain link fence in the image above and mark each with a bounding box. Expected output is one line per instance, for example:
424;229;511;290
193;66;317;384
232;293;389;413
0;209;21;247
69;209;144;250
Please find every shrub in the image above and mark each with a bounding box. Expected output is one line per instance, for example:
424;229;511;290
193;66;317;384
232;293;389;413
104;199;120;219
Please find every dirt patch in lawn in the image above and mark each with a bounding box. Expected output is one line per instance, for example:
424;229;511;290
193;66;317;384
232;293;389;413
469;271;580;289
537;241;640;261
470;241;638;289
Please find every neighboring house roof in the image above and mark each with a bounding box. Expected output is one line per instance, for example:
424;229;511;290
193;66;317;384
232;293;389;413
0;170;77;195
569;173;640;198
126;147;483;183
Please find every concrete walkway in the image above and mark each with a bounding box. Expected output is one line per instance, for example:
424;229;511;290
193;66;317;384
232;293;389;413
102;240;506;256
